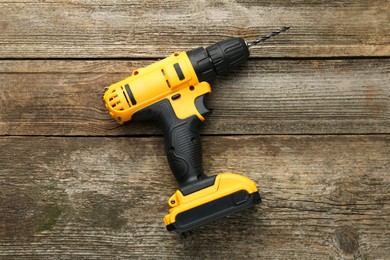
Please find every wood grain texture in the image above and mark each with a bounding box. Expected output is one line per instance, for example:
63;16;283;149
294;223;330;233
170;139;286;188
0;59;389;136
0;0;389;58
1;0;389;259
0;135;389;259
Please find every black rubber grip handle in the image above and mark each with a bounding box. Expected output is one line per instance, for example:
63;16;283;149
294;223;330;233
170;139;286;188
132;99;205;188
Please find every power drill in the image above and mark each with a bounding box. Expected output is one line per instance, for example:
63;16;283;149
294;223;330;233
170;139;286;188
103;27;289;233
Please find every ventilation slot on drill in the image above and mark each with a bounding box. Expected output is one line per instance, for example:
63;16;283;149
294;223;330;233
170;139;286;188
111;97;122;109
124;84;137;105
107;88;125;111
121;86;131;108
166;80;172;88
161;69;171;88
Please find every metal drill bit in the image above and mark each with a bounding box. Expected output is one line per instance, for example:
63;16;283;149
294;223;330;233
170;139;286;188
247;26;290;48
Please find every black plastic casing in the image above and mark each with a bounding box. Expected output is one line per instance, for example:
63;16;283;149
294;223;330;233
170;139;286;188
132;99;211;188
187;38;250;82
166;190;261;233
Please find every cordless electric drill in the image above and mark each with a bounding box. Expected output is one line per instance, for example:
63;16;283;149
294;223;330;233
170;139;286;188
103;27;289;233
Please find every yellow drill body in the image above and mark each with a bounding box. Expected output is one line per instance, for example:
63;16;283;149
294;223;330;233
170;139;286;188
104;52;210;124
103;36;264;233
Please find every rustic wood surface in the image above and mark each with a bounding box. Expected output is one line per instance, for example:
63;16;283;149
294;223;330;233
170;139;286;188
0;0;389;259
0;0;389;58
1;136;389;259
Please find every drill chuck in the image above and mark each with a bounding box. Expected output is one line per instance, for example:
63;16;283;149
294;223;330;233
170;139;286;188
186;38;250;83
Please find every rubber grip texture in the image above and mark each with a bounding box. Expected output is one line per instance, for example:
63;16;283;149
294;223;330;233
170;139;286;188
132;99;205;188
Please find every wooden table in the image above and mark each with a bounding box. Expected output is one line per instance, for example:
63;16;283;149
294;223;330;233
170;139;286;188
1;1;389;259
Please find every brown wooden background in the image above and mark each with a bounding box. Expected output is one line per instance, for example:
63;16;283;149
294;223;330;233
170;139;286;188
0;1;389;259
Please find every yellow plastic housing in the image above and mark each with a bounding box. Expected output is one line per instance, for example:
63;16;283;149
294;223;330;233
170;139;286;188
163;173;259;226
103;52;211;123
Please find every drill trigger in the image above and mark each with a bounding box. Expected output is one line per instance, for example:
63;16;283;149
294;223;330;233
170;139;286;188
195;94;212;117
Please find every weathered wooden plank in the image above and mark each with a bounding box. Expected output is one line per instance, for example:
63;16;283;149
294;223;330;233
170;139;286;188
0;135;389;259
0;0;389;58
0;59;389;135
